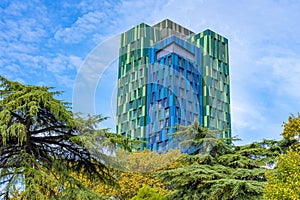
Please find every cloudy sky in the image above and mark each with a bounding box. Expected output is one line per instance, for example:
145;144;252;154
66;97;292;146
1;0;299;144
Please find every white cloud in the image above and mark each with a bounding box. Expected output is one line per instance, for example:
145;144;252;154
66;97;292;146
258;55;300;101
0;1;87;91
232;100;266;131
3;2;28;17
54;11;107;43
1;4;48;44
69;55;84;70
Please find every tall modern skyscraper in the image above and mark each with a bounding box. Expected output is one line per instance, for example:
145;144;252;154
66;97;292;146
116;19;231;153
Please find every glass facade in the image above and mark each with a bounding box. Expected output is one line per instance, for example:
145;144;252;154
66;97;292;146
116;19;231;153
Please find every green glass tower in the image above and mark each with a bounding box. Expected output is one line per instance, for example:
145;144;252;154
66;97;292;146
116;19;231;152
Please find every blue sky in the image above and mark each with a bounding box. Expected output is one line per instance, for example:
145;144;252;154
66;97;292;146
1;0;300;144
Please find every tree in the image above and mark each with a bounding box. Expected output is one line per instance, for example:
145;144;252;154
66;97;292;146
264;113;300;200
0;76;120;199
282;113;300;149
131;185;168;200
82;149;181;200
264;149;300;200
156;121;285;200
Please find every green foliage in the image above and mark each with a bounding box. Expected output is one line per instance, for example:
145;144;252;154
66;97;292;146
282;113;300;150
3;76;297;200
264;149;300;200
264;148;300;200
0;76;120;199
131;185;168;200
173;121;234;156
157;121;286;200
264;113;300;200
82;149;179;200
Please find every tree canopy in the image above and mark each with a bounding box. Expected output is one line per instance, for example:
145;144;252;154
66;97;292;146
264;113;300;200
1;76;299;200
264;148;300;200
78;149;180;200
0;76;121;199
281;113;300;149
156;121;286;200
131;185;168;200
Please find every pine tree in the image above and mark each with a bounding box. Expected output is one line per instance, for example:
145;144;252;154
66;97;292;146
156;121;286;200
0;76;123;199
131;185;168;200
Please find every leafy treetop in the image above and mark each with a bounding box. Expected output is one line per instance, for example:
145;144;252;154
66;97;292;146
0;76;124;199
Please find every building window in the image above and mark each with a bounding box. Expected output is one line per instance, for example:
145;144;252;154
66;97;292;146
150;123;153;133
181;78;185;87
137;88;141;97
175;76;179;86
165;108;170;118
194;114;199;120
139;68;143;76
181;99;185;109
176;107;180;117
218;61;221;71
133;90;136;98
188;101;193;111
155;132;160;142
158;100;162;109
165;118;169;127
212;69;217;78
158;142;162;151
123;113;127;121
189;62;193;72
168;56;172;66
150;64;154;73
179;88;184;97
164;98;168;106
159;120;164;129
168;86;171;95
179;67;184;74
187;89;191;99
187;71;192;81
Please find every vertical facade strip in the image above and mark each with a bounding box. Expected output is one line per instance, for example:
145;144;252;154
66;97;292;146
116;19;231;153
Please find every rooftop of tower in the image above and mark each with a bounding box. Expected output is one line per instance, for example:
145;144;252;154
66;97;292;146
152;19;195;37
151;19;229;40
120;19;228;46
